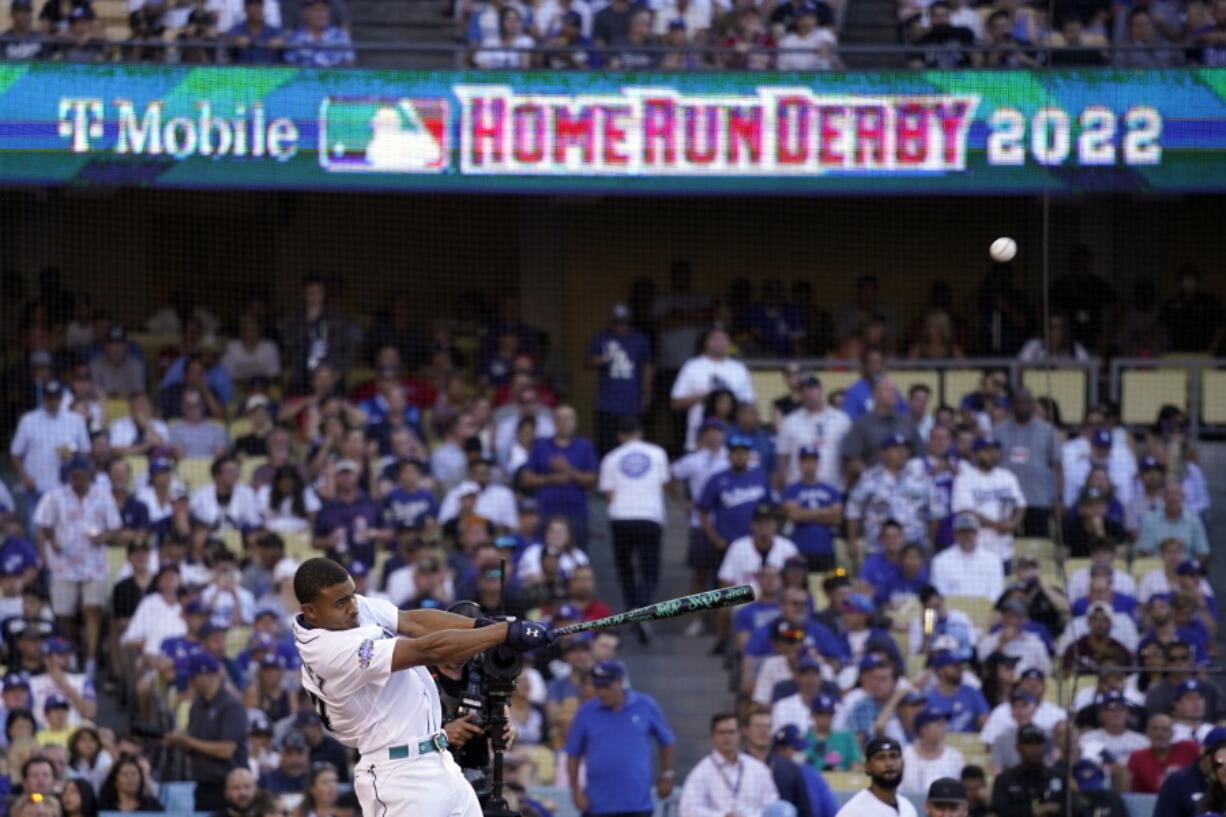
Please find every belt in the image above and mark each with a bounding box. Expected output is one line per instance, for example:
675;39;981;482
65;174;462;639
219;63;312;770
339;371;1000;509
380;732;449;760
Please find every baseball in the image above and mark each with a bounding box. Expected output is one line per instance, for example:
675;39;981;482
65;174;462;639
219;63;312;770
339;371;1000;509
990;236;1017;263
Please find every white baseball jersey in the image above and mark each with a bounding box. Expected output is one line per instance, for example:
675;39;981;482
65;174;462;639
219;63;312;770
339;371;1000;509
776;405;852;490
293;594;442;756
952;466;1026;562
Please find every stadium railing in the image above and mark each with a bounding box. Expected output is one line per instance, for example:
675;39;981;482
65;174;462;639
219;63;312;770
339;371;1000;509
1109;356;1226;435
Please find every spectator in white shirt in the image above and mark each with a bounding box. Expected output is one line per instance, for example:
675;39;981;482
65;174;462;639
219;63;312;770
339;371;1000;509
493;388;555;470
10;380;90;527
1079;692;1150;759
952;435;1025;565
474;6;535;68
599;417;670;640
221;316;282;383
1061;416;1137;509
1066;538;1136;602
679;713;779;817
931;513;1004;602
108;392;171;458
775;375;851;491
900;709;965;795
120;565;189;659
776;4;840;70
518;516;590;582
190;455;262;543
35;455;121;674
670;328;756;451
771;653;826;733
201;549;256;628
718;504;800;591
975;600;1051;677
437;460;518;531
169;388;229;460
256;464;321;534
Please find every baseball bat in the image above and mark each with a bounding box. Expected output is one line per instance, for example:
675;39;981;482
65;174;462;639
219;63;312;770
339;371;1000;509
552;585;756;636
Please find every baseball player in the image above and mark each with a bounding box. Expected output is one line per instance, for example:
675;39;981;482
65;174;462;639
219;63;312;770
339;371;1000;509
291;557;554;817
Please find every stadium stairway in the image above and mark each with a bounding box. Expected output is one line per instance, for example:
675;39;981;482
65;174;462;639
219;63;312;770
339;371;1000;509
838;0;902;68
587;498;734;778
348;0;459;68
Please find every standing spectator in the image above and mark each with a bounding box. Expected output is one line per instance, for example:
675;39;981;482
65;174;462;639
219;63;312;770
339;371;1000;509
1061;412;1136;509
34;455;119;675
1049;245;1118;352
781;446;842;572
592;0;639;46
600;417;669;641
930;514;1004;602
994;388;1061;537
698;435;772;557
672;419;728;632
567;660;675;817
163;651;248;812
835;276;898;347
221;316;281;380
10;380;90;531
1159;266;1224;354
280;0;346;31
277;276;356;396
988;725;1062;817
1114;6;1184;66
473;6;533;68
671;328;755;452
974;263;1034;356
588;303;654;456
833;737;916;817
1137;483;1208;558
1017;314;1090;362
108;393;169;458
438;459;518;532
845;433;934;560
776;4;840;69
520;405;596;547
88;326;145;399
169;388;229;459
842;349;907;422
651;262;713;449
776;375;851;492
841;378;922;479
312;459;383;567
679;713;778;817
952;436;1025;567
542;10;593;66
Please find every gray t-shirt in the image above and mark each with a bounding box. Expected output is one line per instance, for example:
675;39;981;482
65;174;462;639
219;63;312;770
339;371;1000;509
994;418;1058;508
840;412;922;467
169;421;229;459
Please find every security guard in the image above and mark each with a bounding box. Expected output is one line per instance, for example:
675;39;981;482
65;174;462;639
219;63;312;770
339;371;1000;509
990;724;1064;817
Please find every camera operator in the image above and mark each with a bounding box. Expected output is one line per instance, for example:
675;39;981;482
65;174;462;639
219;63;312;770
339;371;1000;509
435;659;519;766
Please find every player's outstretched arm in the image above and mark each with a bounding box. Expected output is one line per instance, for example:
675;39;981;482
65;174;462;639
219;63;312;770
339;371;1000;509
391;623;510;671
396;608;480;638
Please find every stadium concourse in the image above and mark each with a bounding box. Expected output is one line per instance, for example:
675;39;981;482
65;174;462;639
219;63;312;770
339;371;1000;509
0;267;1222;817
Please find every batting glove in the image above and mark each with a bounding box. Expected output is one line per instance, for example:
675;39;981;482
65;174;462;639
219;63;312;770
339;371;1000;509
503;618;555;652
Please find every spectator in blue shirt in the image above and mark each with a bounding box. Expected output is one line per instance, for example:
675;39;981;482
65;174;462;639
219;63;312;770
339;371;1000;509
566;660;676;817
859;519;904;602
839;593;903;669
924;650;990;732
311;459;384;567
731;402;776;478
1153;727;1226;817
841;348;907;421
285;0;355;67
697;435;772;551
380;459;438;534
587;303;654;455
734;564;783;651
880;543;930;609
520;405;597;547
781;446;842;572
744;279;806;358
227;0;284;63
743;590;847;664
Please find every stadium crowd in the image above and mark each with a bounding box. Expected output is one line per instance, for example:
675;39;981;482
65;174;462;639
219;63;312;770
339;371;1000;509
0;259;1219;817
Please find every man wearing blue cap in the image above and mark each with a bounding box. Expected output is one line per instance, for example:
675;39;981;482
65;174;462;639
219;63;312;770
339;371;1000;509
952;435;1025;566
769;723;839;817
33;452;120;675
781;445;842;572
1070;758;1129;817
587;303;654;456
924;650;990;733
28;634;96;729
10;377;90;530
845;431;935;561
1125;456;1166;537
1154;726;1226;817
1079;690;1149;760
567;659;675;817
163;650;248;811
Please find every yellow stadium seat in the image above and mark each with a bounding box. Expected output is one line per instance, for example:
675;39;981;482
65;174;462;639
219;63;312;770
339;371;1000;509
1202;370;1226;425
1022;368;1086;428
942;369;986;409
218;529;243;554
229;418;253;439
240;456;267;486
178;457;213;491
125;455;149;485
891;370;940;414
822;771;866;792
946;595;995;631
813;370;860;400
283;530;314;561
107;545;127;583
1014;538;1055;563
1121;368;1187;426
224;626;252;657
347;368;378;390
104;398;130;425
750;369;792;420
1043;682;1063;706
947;732;987;755
1131;558;1163;584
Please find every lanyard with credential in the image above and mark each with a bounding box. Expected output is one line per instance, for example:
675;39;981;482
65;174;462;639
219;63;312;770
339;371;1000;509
714;758;743;802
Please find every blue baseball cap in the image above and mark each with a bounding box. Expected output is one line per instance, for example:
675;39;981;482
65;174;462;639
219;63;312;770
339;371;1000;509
1073;759;1105;792
972;435;1001;451
1139;456;1165;472
1176;679;1207;699
773;724;806;750
843;593;875;615
248;631;276;650
1177;559;1203;577
2;672;28;692
1097;690;1127;709
149;456;174;475
591;660;625;686
199;623;225;639
494;535;518;549
40;636;72;657
796;654;822;673
187;651;221;678
259;654;285;670
64;454;92;473
44;693;69;712
914;708;950;732
1091;428;1112;448
880;433;908;450
811;693;837;714
183;599;208;616
700;418;726;433
728;433;754;449
929;651;961;669
859;654;889;672
554;602;582;622
349;559;369;577
561;9;582;25
1010;689;1037;705
667;16;686;28
797;445;821;460
901;690;928;707
1202;726;1226;752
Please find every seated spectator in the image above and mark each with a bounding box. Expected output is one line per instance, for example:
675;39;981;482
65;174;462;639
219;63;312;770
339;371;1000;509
1063;489;1127;557
1192;0;1226;64
804;693;859;771
1137;483;1209;558
901;709;964;795
770;653;829;733
1114;6;1183;68
96;754;163;812
57;5;105;62
908;1;976;67
161;343;232;417
1170;680;1217;743
542;10;593;67
312;459;384;567
259;730;310;792
438;460;517;532
775;4;839;69
657;17;701;68
256;465;319;535
474;7;534;68
1079;691;1150;759
845;655;907;745
987;690;1045;773
1;0;47;60
221;315;281;382
609;6;655;68
169;388;229;458
1127;713;1198;793
1067;538;1135;601
109;393;170;458
931;513;1004;603
532;0;590;41
1071;567;1138;620
720;6;772;68
838;594;902;670
284;0;353;66
191;455;261;536
976;600;1051;677
1047;12;1107;65
566;564;612;621
980;8;1038;66
1060;602;1133;675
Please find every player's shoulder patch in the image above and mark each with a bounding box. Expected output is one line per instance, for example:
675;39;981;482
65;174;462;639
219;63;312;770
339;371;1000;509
357;638;376;670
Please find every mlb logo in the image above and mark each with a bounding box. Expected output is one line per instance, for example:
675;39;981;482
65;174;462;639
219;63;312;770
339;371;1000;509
318;97;449;173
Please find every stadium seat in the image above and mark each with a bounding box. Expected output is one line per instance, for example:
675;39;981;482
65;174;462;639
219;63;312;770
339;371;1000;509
224;626;252;657
891;370;940;414
1063;558;1126;579
129;332;179;374
946;732;986;754
104;398;130;425
240;456;267;486
218;529;243;554
821;771;866;792
178;458;213;491
348;367;378;390
813;370;860;399
1131;558;1163;584
1121;368;1187;426
945;595;995;631
157;781;197;813
283;530;314;561
229;417;253;440
125;455;149;485
1014;538;1055;563
1021;368;1086;428
106;545;127;583
942;370;984;409
750;370;786;419
1202;370;1226;425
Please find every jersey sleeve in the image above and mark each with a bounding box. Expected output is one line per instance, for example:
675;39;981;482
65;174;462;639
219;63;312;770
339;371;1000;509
359;595;400;632
32;491;57;530
598;454;616;493
302;627;397;700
